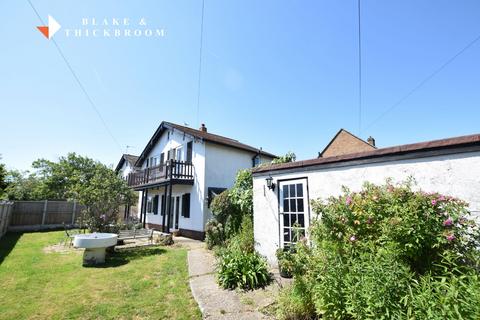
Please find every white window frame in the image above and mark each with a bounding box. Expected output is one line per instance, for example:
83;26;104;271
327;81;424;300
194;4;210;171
278;178;310;248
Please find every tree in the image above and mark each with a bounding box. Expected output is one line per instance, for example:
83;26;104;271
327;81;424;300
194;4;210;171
207;152;297;247
72;161;136;232
0;156;7;198
3;153;135;231
4;170;45;200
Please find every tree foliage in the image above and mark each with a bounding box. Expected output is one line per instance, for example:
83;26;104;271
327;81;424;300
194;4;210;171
3;170;45;200
207;152;296;248
0;156;8;198
3;153;135;231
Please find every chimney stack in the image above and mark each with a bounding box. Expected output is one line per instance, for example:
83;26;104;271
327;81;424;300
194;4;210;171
367;136;376;147
200;123;207;132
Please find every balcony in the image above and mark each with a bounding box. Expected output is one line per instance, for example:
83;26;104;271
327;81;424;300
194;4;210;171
127;160;194;189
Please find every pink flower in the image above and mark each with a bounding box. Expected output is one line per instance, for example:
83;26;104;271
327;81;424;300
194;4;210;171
346;196;352;206
446;234;455;242
438;195;446;201
443;217;453;227
431;199;437;206
349;235;356;242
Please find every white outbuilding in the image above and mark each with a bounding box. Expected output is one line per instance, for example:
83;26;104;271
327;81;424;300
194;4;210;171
252;133;480;264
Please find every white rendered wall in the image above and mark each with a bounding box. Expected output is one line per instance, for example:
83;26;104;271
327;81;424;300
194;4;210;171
253;151;480;264
140;128;206;232
204;143;256;223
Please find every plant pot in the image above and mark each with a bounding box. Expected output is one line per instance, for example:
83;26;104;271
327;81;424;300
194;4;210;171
279;264;293;278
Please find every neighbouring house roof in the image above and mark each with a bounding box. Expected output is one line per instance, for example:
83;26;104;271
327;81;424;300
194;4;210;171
319;128;376;158
115;154;139;173
135;121;277;167
253;133;480;176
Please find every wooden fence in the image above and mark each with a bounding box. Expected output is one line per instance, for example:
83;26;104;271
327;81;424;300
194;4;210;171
0;201;13;239
10;201;85;230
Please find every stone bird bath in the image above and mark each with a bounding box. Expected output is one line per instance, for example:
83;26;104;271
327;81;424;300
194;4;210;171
73;233;118;266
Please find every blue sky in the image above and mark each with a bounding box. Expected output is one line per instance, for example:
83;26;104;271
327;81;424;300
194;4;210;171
1;0;479;171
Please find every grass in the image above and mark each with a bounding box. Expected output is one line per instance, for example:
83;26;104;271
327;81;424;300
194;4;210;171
0;231;201;320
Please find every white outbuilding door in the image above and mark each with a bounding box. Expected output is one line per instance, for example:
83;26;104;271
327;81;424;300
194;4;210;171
279;178;310;248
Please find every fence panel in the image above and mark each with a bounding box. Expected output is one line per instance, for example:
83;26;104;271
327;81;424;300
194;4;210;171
0;202;13;239
44;201;74;224
11;201;44;226
10;201;85;230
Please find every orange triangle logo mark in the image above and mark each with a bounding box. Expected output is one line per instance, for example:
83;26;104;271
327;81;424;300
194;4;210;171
37;26;49;39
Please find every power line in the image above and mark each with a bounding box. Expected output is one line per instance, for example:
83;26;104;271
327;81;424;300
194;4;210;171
196;0;205;127
27;0;123;152
366;32;480;130
357;0;362;136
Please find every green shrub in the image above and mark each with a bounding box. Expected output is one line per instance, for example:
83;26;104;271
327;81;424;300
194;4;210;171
276;248;295;278
402;253;480;320
205;220;225;250
277;180;480;319
216;218;270;290
276;282;316;320
217;249;270;290
337;244;411;319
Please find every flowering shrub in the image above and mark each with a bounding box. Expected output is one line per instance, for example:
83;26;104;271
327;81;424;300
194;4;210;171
311;180;479;273
277;180;480;319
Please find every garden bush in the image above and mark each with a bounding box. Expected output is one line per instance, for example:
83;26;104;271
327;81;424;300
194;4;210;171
277;180;480;320
216;219;271;290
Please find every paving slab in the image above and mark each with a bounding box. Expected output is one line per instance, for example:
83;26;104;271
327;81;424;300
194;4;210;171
180;236;281;319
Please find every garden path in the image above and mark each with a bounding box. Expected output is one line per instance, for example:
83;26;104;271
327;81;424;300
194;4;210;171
175;236;283;319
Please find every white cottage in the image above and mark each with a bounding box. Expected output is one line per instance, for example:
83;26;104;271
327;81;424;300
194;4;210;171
253;133;480;264
115;154;139;180
127;121;275;240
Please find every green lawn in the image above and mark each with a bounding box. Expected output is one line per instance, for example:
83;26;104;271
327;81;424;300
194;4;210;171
0;231;201;320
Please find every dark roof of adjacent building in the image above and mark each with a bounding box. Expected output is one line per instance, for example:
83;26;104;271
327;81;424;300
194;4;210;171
253;133;480;175
115;154;139;173
135;121;277;166
319;128;376;158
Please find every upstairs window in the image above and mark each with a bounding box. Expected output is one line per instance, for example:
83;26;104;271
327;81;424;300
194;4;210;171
252;155;261;167
186;141;193;163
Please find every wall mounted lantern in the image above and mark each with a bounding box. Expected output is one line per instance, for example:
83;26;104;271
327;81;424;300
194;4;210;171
266;175;275;191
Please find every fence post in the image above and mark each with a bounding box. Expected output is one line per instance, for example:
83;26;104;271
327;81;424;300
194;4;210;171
0;204;5;236
6;203;12;234
42;200;48;225
71;200;77;225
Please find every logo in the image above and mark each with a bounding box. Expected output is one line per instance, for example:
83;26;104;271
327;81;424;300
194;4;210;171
37;15;61;39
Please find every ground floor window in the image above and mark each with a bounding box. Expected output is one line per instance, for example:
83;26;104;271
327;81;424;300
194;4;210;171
279;178;309;248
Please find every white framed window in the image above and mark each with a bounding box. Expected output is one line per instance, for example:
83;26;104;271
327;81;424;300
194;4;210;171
279;178;309;248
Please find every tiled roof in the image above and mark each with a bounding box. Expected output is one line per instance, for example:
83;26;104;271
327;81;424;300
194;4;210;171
136;121;277;166
115;154;139;172
253;133;480;175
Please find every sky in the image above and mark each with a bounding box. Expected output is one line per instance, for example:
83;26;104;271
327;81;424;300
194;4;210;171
1;0;479;171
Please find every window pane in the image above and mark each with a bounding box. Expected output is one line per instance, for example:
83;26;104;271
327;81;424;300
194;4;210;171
298;214;305;227
296;184;303;197
283;228;290;242
297;199;304;212
291;214;297;226
283;199;289;212
290;199;297;212
289;184;296;197
283;185;289;198
283;214;290;227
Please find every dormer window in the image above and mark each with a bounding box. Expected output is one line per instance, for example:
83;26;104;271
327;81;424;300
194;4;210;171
252;155;261;167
